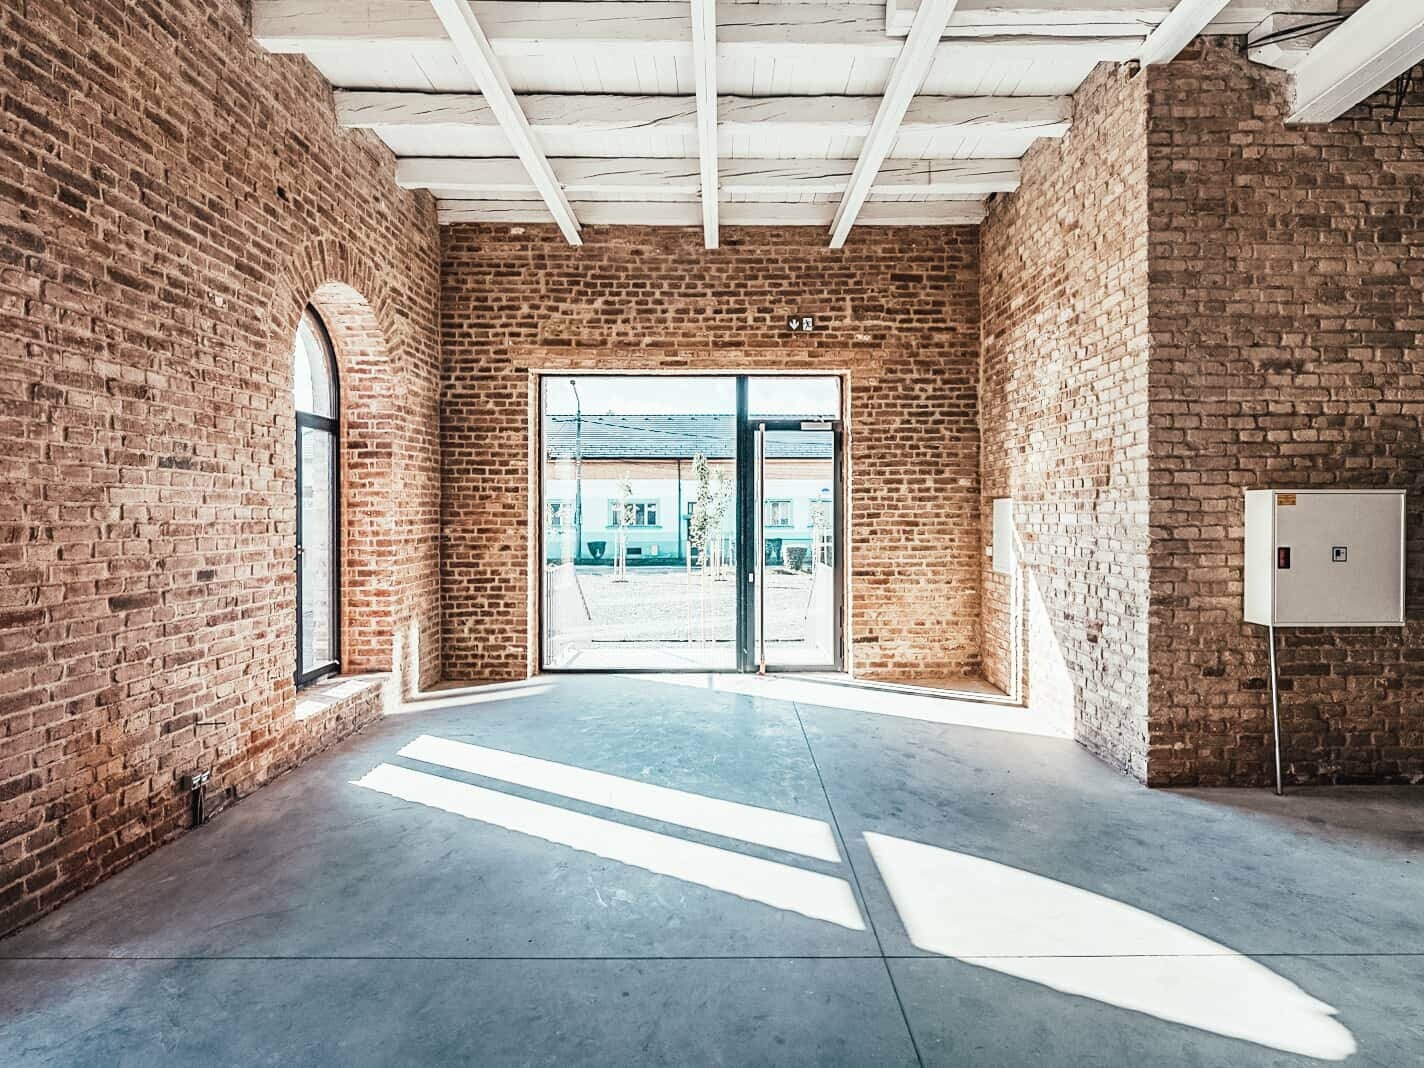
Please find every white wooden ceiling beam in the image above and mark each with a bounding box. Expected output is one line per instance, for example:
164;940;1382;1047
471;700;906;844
830;0;958;249
398;157;1020;198
254;1;1150;61
254;2;1340;52
691;0;718;249
437;201;987;227
886;0;1337;37
280;35;1144;73
428;0;580;244
1138;0;1232;66
336;92;1073;141
1286;0;1424;123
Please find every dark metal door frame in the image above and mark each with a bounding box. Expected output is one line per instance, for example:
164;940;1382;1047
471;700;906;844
541;372;845;675
738;415;844;674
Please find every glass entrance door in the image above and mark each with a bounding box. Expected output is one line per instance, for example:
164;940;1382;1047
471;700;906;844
749;422;842;672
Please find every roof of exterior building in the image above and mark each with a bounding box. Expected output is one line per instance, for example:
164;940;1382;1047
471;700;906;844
544;414;831;460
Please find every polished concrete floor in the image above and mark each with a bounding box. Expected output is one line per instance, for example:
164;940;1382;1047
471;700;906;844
2;674;1421;1066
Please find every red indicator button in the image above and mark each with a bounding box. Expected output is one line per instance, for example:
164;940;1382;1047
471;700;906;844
1277;546;1291;569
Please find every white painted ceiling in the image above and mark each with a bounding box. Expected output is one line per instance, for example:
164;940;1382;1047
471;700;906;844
251;1;1347;242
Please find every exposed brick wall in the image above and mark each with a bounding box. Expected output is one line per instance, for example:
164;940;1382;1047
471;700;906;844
0;0;442;936
440;225;981;682
1146;39;1424;786
980;64;1153;778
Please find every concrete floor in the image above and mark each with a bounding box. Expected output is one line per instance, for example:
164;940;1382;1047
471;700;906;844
2;675;1421;1066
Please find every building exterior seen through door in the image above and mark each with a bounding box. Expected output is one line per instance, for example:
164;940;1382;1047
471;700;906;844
540;375;842;672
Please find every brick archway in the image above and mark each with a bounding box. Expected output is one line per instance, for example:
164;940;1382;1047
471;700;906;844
272;243;406;688
307;281;400;678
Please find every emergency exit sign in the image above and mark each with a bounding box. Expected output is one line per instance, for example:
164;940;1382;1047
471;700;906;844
786;315;815;332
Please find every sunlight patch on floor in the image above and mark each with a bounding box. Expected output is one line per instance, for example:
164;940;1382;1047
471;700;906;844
398;734;841;862
639;672;1070;739
865;832;1356;1061
352;763;865;931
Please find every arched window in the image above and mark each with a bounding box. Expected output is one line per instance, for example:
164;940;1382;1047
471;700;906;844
293;308;340;686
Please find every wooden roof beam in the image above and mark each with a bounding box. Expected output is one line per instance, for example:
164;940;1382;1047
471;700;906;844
334;92;1073;142
885;0;1337;37
830;0;959;248
691;0;719;248
437;201;987;226
1286;0;1424;123
429;0;580;243
397;156;1020;198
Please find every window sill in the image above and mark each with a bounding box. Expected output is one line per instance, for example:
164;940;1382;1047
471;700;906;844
295;672;389;722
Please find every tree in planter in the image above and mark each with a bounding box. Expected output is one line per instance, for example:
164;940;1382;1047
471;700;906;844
809;497;832;567
612;474;635;583
782;544;809;572
686;454;730;642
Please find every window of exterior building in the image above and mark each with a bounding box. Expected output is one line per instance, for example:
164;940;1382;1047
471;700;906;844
764;499;793;527
548;500;573;529
611;500;659;527
293;309;340;687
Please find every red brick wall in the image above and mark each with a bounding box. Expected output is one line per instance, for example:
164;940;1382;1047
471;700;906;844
440;225;982;682
0;0;442;935
1146;40;1424;785
980;64;1153;778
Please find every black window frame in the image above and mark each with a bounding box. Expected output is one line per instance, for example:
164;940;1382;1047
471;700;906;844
294;306;341;689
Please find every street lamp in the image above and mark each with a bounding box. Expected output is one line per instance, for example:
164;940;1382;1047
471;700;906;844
570;379;583;565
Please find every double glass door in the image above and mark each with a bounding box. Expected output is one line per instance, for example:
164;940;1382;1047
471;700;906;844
539;375;842;673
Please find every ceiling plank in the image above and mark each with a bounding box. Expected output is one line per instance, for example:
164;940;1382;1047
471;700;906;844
254;1;1146;62
691;0;718;248
830;0;958;248
1286;0;1424;123
428;0;580;244
886;0;1337;37
253;1;1339;51
1138;0;1232;66
437;201;987;226
398;157;1020;197
335;92;1072;141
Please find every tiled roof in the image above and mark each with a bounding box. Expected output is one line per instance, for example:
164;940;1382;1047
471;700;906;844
543;414;831;460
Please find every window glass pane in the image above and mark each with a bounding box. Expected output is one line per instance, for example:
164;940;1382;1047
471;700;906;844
541;375;737;670
761;429;836;667
294;315;335;418
300;426;336;673
748;376;840;420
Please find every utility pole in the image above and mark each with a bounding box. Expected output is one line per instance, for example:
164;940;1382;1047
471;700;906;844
571;379;583;565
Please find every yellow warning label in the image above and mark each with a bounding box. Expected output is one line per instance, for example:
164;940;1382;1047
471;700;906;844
1277;493;1297;506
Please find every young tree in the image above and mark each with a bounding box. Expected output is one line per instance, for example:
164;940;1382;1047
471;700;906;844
612;474;634;583
686;454;732;642
809;496;832;567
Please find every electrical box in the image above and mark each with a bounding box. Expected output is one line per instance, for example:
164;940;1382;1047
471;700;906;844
1243;489;1405;626
991;498;1015;575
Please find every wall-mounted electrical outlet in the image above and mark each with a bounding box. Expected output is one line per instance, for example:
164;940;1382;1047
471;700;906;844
184;770;213;827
